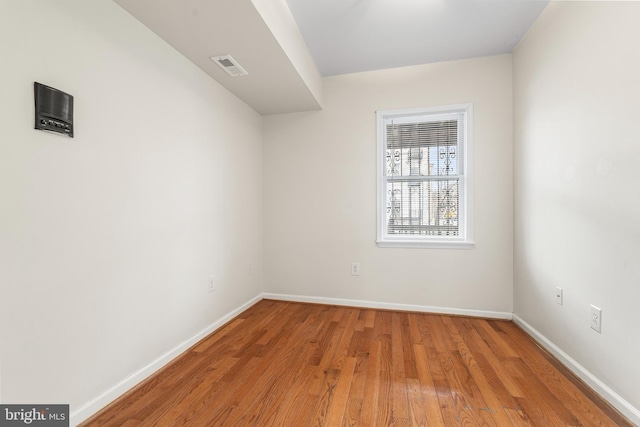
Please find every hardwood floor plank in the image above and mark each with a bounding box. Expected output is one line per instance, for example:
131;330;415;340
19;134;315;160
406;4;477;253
476;318;520;358
454;317;525;400
495;320;629;426
400;313;419;380
504;407;534;426
309;365;341;426
226;344;311;426
142;357;245;426
329;308;360;371
413;343;447;427
342;343;369;426
89;349;232;426
193;306;312;425
359;338;382;427
275;366;320;425
418;316;467;426
266;307;329;425
376;335;395;425
442;317;514;426
325;356;357;426
191;318;244;353
363;309;376;329
510;357;578;426
406;378;428;427
390;313;410;425
258;310;332;425
216;305;322;425
309;322;347;395
427;315;493;426
81;301;633;427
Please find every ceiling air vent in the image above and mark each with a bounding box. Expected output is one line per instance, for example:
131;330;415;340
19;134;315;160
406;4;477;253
210;55;248;77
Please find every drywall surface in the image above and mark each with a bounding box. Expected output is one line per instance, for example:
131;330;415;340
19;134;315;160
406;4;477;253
251;0;323;107
513;1;640;416
263;55;513;313
0;0;262;419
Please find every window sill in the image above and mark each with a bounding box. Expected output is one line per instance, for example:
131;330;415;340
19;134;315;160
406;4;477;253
376;240;475;249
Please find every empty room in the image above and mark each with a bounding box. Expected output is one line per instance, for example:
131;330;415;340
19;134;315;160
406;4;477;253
1;0;638;425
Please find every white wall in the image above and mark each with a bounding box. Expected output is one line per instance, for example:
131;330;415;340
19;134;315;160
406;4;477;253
263;55;513;314
0;0;263;422
513;2;640;420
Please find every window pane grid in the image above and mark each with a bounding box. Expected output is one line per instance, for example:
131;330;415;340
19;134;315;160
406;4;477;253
386;146;458;178
386;179;460;236
384;118;462;237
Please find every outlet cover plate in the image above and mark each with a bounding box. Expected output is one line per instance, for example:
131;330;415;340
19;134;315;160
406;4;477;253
555;287;563;305
590;304;602;333
351;262;360;276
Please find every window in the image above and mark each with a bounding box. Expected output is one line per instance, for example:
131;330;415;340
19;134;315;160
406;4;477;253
376;104;474;248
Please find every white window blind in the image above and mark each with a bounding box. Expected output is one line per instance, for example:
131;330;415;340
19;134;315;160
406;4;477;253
376;105;474;248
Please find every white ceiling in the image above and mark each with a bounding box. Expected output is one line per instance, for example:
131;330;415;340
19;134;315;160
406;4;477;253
114;0;548;115
113;0;322;116
287;0;549;76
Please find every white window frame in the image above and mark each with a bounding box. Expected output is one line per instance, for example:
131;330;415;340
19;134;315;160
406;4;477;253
376;104;474;249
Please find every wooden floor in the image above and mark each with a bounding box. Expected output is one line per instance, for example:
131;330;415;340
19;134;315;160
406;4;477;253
82;300;632;426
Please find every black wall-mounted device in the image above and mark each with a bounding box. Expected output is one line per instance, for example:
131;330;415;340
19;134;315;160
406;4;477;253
34;82;74;137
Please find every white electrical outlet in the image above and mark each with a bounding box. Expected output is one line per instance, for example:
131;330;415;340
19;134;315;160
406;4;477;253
351;262;361;276
208;275;216;294
590;304;602;333
555;287;563;305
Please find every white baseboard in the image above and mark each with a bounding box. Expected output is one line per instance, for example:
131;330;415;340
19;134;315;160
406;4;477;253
70;294;263;426
512;314;640;426
262;292;513;320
